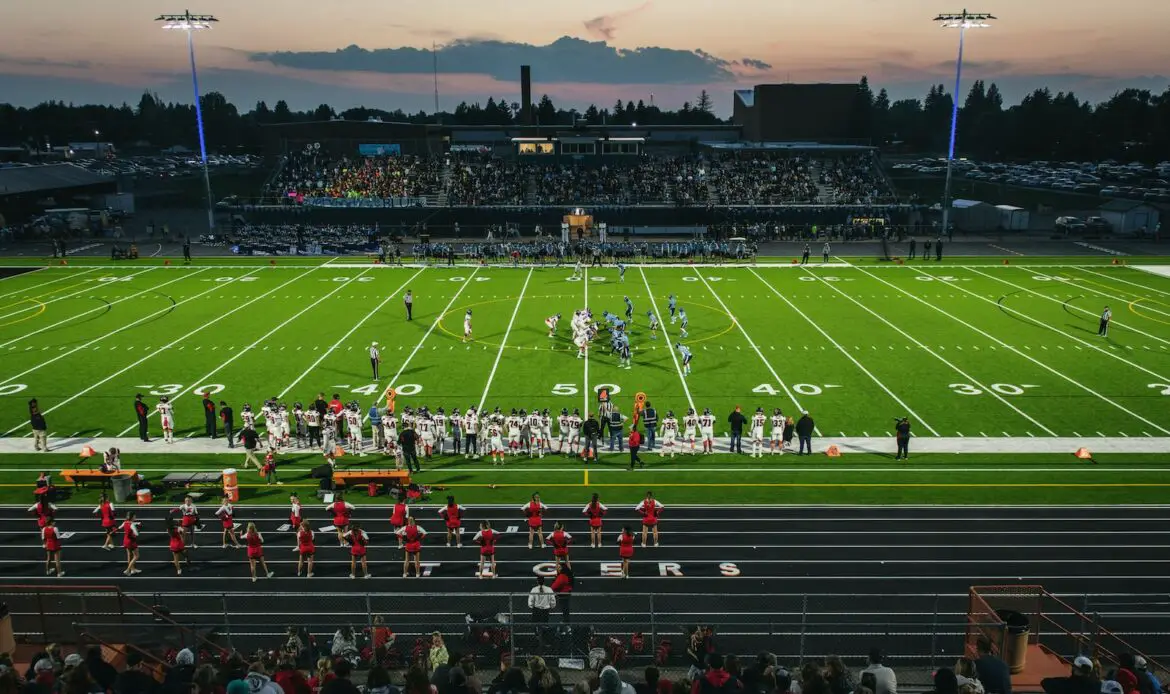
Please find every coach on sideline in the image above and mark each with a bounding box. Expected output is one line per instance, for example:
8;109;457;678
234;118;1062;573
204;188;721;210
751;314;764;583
795;410;815;455
894;417;911;460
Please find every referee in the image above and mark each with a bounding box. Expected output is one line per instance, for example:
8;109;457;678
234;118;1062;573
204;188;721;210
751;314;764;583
1099;305;1111;336
404;290;413;321
369;342;381;380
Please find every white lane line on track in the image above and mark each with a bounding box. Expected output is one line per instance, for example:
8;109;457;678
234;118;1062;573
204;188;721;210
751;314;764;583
478;268;532;412
800;267;1058;436
639;266;695;412
3;268;321;436
751;268;937;436
0;268;220;384
279;267;425;399
118;267;372;436
695;267;818;435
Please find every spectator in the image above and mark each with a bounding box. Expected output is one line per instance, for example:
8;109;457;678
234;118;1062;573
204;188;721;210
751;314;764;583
460;659;483;694
929;670;959;694
973;637;1011;694
428;633;450;674
799;663;830;694
114;652;158;694
635;667;661;694
272;661;310;694
403;667;435;694
825;656;854;694
859;649;896;694
596;668;635;694
308;659;334;694
726;407;746;454
26;660;54;694
319;661;358;694
954;659;984;694
740;653;776;694
795;411;815;455
365;667;397;694
691;654;738;694
492;669;528;694
526;657;563;694
64;663;103;694
163;650;197;694
192;666;221;694
244;663;283;694
446;669;474;694
551;566;574;623
1133;658;1160;694
1110;655;1143;694
1041;656;1098;694
331;627;359;665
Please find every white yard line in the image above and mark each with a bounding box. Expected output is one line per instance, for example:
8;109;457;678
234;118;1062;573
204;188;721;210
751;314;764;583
0;268;98;301
1079;267;1170;298
751;268;938;436
694;267;818;435
871;266;1170;436
638;266;695;412
278;267;425;398
118;268;375;436
2;267;324;435
367;269;481;420
0;269;220;385
477;268;533;412
583;266;590;414
0;268;156;322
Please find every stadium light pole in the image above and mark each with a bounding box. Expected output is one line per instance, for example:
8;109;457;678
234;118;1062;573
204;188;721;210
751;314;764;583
934;10;994;236
157;11;219;234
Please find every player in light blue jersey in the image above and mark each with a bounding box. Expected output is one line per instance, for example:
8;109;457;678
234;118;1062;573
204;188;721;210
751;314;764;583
624;296;634;323
675;343;692;376
668;294;678;322
678;308;689;338
618;263;627;282
646;311;659;340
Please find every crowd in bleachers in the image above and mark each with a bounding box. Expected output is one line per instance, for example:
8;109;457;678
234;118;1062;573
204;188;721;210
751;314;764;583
818;156;891;205
706;155;818;205
272;151;442;205
447;157;525;207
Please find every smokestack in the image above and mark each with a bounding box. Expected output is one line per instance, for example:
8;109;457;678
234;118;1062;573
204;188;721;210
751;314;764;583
520;65;532;125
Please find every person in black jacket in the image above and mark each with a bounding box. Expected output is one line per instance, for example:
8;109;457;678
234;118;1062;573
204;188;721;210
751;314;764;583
84;647;118;693
114;651;158;694
399;427;420;472
894;418;911;460
29;399;48;452
220;402;235;448
133;394;150;442
727;407;746;454
642;404;658;451
1041;656;1099;694
582;413;601;461
202;394;217;439
974;637;1012;694
795;411;815;455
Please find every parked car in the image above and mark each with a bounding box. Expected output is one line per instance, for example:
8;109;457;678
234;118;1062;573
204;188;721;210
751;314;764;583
1055;216;1087;234
1084;217;1113;233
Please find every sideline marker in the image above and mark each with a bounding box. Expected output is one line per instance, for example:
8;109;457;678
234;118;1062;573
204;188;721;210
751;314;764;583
1074;447;1092;460
1002;259;1010;265
825;444;841;458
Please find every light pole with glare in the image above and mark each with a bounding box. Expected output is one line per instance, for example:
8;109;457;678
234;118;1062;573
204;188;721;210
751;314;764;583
157;10;219;234
933;9;994;236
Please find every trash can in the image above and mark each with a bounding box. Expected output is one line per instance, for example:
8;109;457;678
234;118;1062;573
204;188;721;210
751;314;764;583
996;609;1030;674
111;473;135;503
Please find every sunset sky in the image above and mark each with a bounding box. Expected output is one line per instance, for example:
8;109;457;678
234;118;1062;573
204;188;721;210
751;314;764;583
0;0;1167;115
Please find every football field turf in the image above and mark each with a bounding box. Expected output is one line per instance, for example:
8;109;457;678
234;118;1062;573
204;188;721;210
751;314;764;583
1;256;1169;505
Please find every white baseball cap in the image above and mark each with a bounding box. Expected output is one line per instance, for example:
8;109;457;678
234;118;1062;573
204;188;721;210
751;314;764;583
1073;656;1093;670
371;341;378;347
1101;681;1123;694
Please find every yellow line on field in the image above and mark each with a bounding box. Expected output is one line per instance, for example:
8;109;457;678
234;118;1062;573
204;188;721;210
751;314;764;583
0;299;46;327
1129;298;1170;326
584;468;589;486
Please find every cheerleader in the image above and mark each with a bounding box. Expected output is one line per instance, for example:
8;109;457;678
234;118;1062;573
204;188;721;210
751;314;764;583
473;520;500;578
167;520;189;575
172;495;200;549
93;493;117;551
582;493;607;548
345;521;371;579
440;496;465;548
547;522;572;571
617;526;635;578
390;497;410;549
216;495;242;549
244;522;274;582
325;491;354;547
522;493;548;550
42;517;63;577
28;496;56;529
121;512;141;576
289;493;303;533
635;491;663;547
296;520;315;578
396;516;427;578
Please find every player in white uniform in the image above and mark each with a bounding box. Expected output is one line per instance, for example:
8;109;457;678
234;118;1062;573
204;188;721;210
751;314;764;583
556;409;571;454
345;404;364;455
567;409;583;455
750;408;767;458
545;313;561;338
487;421;505;465
433;408;448;455
416;410;434;458
381;411;399;458
241;404;256;431
683;408;700;454
400;407;415;433
527;410;544;458
770;409;785;455
463;309;473;343
462;410;479;459
660;411;678;457
263;406;280;449
699;408;716;454
450;408;463;455
540;409;553;455
156;397;175;443
277;404;291;448
505;410;522;455
322;411;338;453
572;258;584;279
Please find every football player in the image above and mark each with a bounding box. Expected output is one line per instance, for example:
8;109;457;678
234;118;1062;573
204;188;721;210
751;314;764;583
545;313;561;338
463;309;473;343
751;407;767;458
568;408;583;455
678;308;689;338
486;418;505;465
506;409;522;455
668;294;677;322
540;409;553;455
623;296;634;323
660;410;678;458
156;396;175;444
527;408;544;458
683;408;700;455
676;342;693;376
699;407;716;454
433;407;448;456
770;408;786;455
646;311;659;340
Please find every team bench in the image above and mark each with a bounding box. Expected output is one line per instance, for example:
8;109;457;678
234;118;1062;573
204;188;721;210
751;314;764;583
60;469;137;486
332;469;411;487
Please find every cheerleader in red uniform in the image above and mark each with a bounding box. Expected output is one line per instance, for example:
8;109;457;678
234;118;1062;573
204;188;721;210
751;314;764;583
635;491;663;548
345;521;371;579
172;496;200;549
296;520;315;578
289;493;303;533
473;520;500;578
617;526;635;578
121;512;141;576
215;494;242;549
28;497;56;530
396;516;427;578
582;493;607;548
547;522;573;571
42;517;63;577
440;496;465;548
94;493;117;551
522;493;548;550
390;498;410;549
167;521;189;575
244;522;274;582
325;492;354;547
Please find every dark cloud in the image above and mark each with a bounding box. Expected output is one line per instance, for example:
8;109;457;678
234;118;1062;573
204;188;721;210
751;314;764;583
583;2;652;41
250;35;756;85
0;54;93;70
738;58;772;70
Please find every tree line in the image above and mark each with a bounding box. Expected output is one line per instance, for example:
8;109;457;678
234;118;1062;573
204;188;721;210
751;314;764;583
1;79;1169;162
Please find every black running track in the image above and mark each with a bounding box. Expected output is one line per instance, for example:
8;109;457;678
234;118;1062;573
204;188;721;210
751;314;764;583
2;505;1168;675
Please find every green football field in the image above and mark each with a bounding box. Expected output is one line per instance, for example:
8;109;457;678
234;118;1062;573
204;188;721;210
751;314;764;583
1;255;1169;505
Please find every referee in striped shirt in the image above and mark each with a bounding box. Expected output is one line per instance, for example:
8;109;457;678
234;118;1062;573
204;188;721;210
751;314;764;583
369;342;381;380
1099;306;1111;336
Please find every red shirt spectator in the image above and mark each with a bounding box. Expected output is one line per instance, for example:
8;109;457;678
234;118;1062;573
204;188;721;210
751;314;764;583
629;430;642;448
